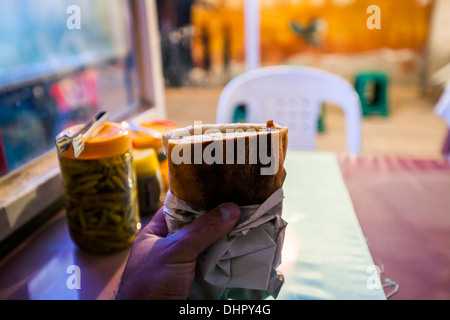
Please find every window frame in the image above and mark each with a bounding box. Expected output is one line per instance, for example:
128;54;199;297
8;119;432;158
0;0;166;254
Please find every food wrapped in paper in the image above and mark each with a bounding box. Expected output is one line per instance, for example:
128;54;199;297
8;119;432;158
161;121;288;299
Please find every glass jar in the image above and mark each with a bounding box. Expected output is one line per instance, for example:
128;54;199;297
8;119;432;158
57;122;140;254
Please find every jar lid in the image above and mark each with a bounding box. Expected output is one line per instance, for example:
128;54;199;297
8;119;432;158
131;120;177;149
58;122;131;160
133;148;160;176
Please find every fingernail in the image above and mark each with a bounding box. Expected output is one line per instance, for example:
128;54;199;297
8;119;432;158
218;203;240;222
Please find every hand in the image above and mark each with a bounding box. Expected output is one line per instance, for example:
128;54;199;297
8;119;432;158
115;202;241;300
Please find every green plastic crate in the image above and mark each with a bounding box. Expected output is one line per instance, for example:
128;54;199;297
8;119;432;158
354;72;389;117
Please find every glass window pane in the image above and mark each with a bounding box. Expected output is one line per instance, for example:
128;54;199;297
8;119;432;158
0;0;140;176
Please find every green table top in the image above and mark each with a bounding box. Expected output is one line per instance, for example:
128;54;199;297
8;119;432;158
277;151;386;300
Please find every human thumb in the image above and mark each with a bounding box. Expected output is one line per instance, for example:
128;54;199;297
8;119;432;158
162;202;241;263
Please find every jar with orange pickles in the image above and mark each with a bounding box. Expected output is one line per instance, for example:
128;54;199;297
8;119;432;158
56;122;140;254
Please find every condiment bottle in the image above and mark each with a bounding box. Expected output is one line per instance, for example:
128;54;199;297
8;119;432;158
56;122;140;254
133;148;165;217
130;120;177;192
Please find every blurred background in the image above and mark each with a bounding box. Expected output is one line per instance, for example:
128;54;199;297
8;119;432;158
1;0;449;177
160;0;449;159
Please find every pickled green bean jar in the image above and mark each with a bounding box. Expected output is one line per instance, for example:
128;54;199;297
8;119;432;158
57;122;141;254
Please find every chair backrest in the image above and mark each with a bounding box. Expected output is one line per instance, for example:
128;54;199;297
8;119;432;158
216;65;362;154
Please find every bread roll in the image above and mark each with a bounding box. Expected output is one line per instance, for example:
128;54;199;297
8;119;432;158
162;121;288;210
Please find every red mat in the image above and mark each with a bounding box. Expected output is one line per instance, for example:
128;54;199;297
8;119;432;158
339;156;450;300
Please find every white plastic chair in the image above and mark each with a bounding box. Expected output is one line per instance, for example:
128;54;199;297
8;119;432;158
434;82;450;127
434;82;450;157
216;65;362;154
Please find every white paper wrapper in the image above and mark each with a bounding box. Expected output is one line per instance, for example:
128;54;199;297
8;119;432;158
163;188;288;300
